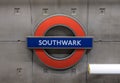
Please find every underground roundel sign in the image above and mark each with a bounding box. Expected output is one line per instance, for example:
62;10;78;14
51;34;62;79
27;15;93;69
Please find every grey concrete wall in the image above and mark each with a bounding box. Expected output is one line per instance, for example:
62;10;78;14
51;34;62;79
87;0;120;83
0;0;120;83
0;0;32;83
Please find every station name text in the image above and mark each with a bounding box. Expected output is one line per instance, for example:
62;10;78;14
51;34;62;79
39;40;81;46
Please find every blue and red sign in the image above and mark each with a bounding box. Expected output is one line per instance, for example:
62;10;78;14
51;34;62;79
27;37;93;49
27;15;93;69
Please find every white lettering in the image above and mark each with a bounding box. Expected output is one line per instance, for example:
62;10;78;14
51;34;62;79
56;40;62;45
39;40;42;45
72;40;76;45
52;40;56;45
38;39;82;46
47;40;52;45
42;40;47;45
67;40;73;45
77;40;81;46
62;40;68;45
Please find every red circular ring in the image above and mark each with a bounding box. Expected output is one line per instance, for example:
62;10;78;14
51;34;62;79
34;15;86;69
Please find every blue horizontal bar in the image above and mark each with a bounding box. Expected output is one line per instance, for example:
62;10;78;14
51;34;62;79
27;37;93;49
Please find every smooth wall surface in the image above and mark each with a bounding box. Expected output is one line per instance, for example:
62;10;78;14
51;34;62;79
0;0;120;83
